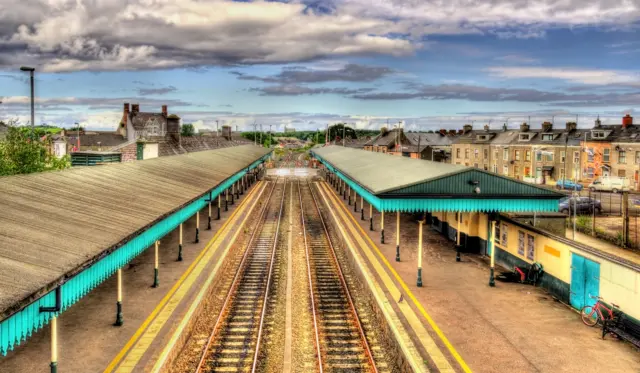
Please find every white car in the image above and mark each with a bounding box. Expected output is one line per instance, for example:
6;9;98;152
588;177;630;193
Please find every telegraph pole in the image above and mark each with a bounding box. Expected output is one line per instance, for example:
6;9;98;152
326;123;329;145
253;122;257;145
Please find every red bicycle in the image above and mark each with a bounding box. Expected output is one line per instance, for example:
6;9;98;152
580;295;619;327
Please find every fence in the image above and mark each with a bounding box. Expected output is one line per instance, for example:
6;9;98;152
565;190;640;250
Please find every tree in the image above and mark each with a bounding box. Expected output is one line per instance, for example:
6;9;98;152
181;123;195;137
328;123;356;142
0;126;69;176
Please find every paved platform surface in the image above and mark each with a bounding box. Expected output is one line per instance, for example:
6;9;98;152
319;179;640;373
0;181;266;373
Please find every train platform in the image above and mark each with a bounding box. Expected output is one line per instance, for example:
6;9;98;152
316;179;640;372
0;180;268;373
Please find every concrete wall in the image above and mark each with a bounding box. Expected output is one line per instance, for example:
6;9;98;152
143;142;159;160
431;210;640;319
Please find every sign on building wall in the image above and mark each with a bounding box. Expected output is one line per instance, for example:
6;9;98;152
53;141;67;158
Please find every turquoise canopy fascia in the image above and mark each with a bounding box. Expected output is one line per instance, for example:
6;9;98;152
313;152;559;213
0;158;266;356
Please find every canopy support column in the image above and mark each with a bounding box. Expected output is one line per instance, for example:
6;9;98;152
231;184;235;205
396;211;401;262
417;220;424;287
195;211;200;243
456;212;462;262
152;241;159;288
177;223;183;261
489;220;496;287
353;189;357;212
114;268;123;326
235;181;240;200
50;316;58;373
381;210;385;244
360;196;364;219
241;175;245;195
217;193;221;220
207;193;212;230
348;185;352;205
369;204;373;231
225;189;229;212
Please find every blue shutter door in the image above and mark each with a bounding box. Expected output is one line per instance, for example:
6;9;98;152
570;254;586;310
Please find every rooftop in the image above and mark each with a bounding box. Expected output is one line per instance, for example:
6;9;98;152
0;145;269;321
312;145;562;202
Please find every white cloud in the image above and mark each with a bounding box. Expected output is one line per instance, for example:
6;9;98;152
340;0;640;28
0;0;414;72
485;66;640;86
1;0;639;72
494;55;540;65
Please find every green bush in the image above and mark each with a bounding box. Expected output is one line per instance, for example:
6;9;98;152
0;126;70;176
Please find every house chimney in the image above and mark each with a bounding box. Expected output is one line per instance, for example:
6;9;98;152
463;124;473;134
162;105;168;117
132;104;140;114
623;114;633;128
119;103;130;137
542;121;553;132
520;122;530;132
566;121;577;131
122;103;129;125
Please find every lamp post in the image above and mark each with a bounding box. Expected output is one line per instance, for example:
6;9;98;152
20;66;35;135
75;122;80;150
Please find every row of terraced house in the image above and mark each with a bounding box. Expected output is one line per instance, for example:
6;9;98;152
361;115;639;189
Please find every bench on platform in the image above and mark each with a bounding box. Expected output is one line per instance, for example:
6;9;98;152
603;313;640;349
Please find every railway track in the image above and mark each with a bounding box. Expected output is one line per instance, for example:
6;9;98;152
196;179;285;373
298;180;379;373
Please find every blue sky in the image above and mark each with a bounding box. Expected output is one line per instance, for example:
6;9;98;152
1;0;639;132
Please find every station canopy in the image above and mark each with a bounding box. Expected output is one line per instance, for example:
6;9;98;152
0;145;270;356
311;146;563;213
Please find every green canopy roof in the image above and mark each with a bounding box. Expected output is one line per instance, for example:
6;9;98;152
312;146;563;213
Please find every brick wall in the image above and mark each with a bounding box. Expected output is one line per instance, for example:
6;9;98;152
120;142;137;162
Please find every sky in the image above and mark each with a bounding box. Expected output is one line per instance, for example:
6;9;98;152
1;0;640;132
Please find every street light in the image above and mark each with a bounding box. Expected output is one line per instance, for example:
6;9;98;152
20;66;35;135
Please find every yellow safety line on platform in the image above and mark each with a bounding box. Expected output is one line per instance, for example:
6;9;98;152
151;180;269;372
315;184;428;373
103;181;265;373
321;181;472;373
318;182;454;372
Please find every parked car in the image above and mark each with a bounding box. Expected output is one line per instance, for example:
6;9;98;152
555;179;583;191
559;197;602;215
588;177;630;193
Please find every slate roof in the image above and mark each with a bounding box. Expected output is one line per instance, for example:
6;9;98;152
69;131;128;147
453;127;588;147
453;129;502;144
405;132;454;146
586;124;640;143
130;112;167;130
364;129;402;147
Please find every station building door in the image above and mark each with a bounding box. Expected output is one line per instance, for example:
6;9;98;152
570;253;600;310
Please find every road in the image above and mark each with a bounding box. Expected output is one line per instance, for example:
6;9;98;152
552;187;639;215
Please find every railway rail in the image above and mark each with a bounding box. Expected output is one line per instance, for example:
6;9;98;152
195;179;285;373
298;180;378;373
